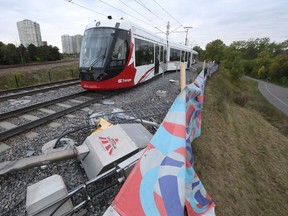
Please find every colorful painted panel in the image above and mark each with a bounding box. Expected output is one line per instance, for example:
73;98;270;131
108;70;215;216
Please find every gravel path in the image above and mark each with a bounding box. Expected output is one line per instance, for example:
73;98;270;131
0;65;201;216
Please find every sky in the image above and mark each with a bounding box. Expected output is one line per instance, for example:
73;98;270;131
0;0;287;53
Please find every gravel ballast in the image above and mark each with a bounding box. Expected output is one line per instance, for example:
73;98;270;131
0;66;201;216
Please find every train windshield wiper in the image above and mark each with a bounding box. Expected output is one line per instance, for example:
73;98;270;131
88;47;108;70
88;55;105;70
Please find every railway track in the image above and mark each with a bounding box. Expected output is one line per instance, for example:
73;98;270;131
0;90;123;141
0;68;200;216
0;79;80;102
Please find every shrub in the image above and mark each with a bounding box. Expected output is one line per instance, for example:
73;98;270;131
234;92;249;107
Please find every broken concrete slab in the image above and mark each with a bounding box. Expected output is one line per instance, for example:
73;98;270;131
81;107;92;112
48;122;61;128
156;90;167;98
25;131;39;140
65;114;76;119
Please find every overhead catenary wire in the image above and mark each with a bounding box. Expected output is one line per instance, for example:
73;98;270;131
65;0;106;16
65;0;183;42
117;0;168;34
151;0;183;26
97;0;152;25
117;0;153;23
97;0;166;34
133;0;167;25
65;0;166;34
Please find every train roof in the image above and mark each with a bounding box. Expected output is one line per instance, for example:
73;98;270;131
85;18;198;55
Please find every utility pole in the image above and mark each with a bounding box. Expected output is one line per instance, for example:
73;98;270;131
166;21;170;47
166;21;170;66
184;26;193;45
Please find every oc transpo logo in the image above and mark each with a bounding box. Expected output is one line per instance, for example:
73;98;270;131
99;136;119;155
118;78;132;83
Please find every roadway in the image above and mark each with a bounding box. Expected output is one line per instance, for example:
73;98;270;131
245;76;288;116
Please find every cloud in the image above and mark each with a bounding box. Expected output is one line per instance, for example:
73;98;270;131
0;0;287;52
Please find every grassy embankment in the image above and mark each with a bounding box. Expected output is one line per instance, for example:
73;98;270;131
0;62;79;91
193;70;288;215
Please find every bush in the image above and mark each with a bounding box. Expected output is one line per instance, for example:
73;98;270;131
234;92;249;107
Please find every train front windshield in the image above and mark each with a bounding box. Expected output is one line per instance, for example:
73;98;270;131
79;27;130;81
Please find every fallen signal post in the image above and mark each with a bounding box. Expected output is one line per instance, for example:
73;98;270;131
0;117;153;216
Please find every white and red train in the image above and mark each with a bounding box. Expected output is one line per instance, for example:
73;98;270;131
79;17;198;90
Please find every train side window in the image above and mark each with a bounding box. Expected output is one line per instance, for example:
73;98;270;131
181;51;185;62
164;48;167;63
170;48;180;61
188;52;191;66
160;46;164;62
135;38;154;66
108;30;129;68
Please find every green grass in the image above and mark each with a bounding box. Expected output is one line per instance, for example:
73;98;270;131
192;70;288;215
0;64;79;91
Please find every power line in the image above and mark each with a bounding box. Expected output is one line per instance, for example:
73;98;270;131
65;0;166;36
97;0;166;35
133;0;167;25
117;0;166;35
117;0;153;23
65;0;106;16
97;0;152;25
151;0;182;26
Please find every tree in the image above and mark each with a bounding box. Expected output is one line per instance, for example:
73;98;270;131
205;39;226;62
255;51;271;79
192;46;205;61
50;46;62;60
17;44;28;64
27;44;38;61
270;53;288;81
0;43;20;65
230;56;244;82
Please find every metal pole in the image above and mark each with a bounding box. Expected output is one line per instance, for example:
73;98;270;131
14;75;19;87
180;62;186;91
184;27;193;46
0;148;78;175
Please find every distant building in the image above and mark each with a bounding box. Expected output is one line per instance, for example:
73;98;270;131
61;34;83;54
74;34;83;54
17;19;42;47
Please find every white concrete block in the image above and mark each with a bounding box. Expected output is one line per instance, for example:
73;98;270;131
25;132;39;140
26;175;73;216
38;108;56;114
22;114;40;121
48;122;61;128
0;142;10;154
0;121;17;130
56;103;72;108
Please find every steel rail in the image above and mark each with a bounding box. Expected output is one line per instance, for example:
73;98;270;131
0;80;80;102
0;90;123;141
0;91;87;121
0;78;79;95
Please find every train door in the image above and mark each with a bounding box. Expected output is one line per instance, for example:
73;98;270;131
187;52;191;68
154;44;160;75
